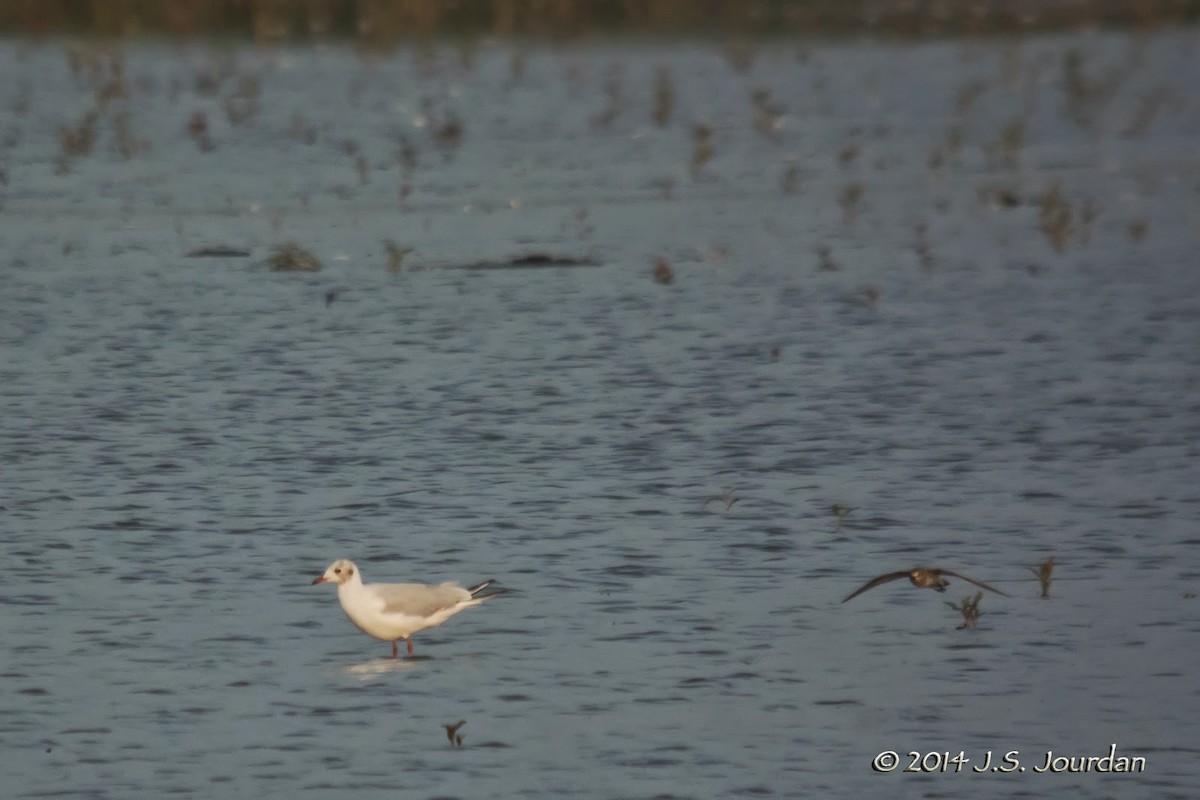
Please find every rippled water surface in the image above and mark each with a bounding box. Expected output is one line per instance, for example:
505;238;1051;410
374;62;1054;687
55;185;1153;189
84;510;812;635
2;28;1199;799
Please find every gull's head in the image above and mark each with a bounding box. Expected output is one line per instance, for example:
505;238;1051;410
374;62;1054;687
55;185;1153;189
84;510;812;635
312;559;358;586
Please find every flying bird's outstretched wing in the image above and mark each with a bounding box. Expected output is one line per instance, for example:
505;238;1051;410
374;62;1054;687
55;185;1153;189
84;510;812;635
939;570;1009;597
842;571;913;603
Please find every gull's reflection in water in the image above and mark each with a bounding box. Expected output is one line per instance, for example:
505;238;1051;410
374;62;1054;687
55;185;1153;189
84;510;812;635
340;658;423;679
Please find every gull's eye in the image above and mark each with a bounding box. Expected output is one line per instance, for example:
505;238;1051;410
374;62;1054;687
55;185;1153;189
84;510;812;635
334;568;342;574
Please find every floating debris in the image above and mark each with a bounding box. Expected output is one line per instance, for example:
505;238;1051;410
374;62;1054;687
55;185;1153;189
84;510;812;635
185;245;251;258
507;254;593;268
267;242;321;272
444;253;599;271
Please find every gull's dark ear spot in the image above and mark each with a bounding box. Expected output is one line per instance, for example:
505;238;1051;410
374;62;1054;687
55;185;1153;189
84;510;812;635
347;567;354;577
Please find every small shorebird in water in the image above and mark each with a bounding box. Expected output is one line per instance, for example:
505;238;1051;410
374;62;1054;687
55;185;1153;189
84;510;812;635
842;567;1009;603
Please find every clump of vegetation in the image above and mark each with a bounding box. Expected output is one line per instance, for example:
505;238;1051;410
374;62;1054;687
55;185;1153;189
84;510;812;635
1061;48;1120;130
384;240;413;272
987;116;1025;169
720;40;757;73
590;64;624;128
953;78;987;115
1029;557;1055;598
1122;88;1168;138
781;157;800;195
751;88;783;137
946;592;984;629
112;109;149;159
830;504;856;533
816;244;839;272
57;109;99;162
652;257;674;285
1037;183;1073;253
690;124;713;177
443;720;466;747
421;97;464;156
652;67;674;127
186;110;214;152
1128;219;1148;243
914;221;934;269
223;73;260;125
268;242;321;272
838;182;865;224
55;47;155;171
927;123;965;170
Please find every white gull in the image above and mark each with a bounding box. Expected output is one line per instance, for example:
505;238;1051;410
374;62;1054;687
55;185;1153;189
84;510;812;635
312;559;504;658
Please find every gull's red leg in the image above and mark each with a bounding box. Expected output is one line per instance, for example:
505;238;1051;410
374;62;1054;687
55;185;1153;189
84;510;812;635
391;640;399;659
406;638;414;658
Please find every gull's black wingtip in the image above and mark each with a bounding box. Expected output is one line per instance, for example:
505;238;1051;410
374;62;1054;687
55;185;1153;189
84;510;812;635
468;580;508;599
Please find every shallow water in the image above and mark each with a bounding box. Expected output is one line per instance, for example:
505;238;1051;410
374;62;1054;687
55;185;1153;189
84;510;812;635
1;28;1199;799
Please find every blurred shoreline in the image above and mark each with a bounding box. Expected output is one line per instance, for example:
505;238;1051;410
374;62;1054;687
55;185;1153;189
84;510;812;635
3;0;1198;42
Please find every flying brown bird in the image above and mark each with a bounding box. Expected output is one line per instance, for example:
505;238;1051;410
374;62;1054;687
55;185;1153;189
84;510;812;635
842;567;1009;603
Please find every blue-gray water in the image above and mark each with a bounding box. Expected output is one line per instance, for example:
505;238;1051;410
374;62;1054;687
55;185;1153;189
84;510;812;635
2;28;1199;799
